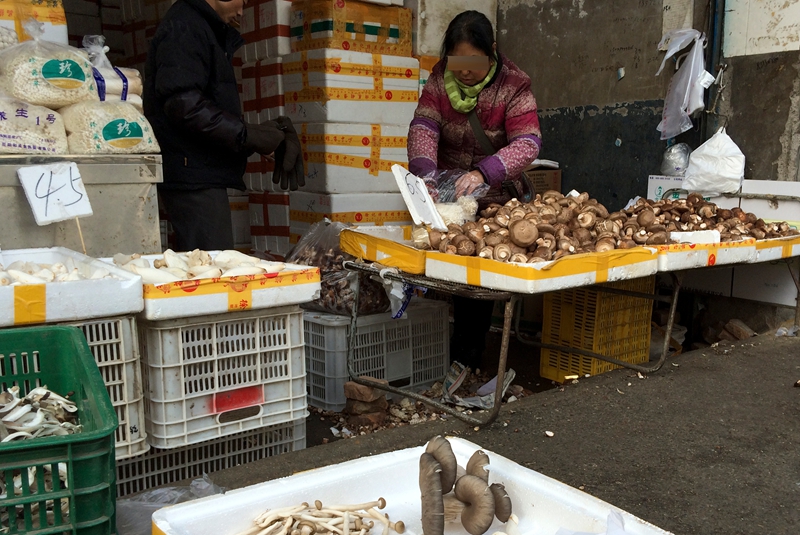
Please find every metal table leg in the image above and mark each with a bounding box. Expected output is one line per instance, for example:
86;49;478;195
515;273;683;375
346;280;516;427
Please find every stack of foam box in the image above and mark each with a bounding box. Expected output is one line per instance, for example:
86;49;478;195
239;0;419;260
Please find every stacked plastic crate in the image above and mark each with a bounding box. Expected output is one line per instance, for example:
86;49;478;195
241;0;418;260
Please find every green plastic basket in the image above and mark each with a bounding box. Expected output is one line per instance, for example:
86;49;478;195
0;326;118;535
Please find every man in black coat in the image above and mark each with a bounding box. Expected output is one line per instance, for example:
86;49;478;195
144;0;303;251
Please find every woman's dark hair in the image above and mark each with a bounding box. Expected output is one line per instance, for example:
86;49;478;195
441;10;496;59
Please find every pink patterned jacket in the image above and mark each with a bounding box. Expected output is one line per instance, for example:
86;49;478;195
408;54;541;205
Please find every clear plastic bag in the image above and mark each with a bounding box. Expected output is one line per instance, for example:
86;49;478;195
0;20;97;109
116;474;225;535
660;142;692;175
83;35;143;109
59;99;159;154
287;219;390;315
423;169;491;203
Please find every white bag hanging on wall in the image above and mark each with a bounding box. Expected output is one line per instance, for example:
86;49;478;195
682;127;745;195
656;29;715;140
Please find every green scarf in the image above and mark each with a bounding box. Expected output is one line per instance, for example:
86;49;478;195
444;58;498;113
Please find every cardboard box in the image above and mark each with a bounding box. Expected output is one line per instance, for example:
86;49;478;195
525;169;561;194
732;259;799;307
290;0;413;57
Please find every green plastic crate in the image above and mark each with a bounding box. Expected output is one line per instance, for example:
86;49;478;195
0;326;118;535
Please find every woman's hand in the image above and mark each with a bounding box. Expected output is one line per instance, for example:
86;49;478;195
454;170;486;197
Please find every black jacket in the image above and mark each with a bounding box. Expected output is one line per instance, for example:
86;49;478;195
143;0;247;190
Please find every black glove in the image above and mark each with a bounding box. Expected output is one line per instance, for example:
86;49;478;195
271;116;305;191
243;121;285;156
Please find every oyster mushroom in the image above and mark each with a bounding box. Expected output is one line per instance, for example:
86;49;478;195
425;436;458;493
489;483;513;523
454;476;496;535
466;450;490;482
419;453;444;535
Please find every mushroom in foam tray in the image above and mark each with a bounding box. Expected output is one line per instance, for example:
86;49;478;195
419;436;516;535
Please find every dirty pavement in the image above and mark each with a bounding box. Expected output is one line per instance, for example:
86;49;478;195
202;335;800;535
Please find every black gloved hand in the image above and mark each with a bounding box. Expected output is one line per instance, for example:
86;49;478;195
270;116;305;191
243;121;285;156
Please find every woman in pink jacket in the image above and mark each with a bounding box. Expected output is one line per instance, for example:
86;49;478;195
407;10;542;369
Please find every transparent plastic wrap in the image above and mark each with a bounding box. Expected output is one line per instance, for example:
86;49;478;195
287;219;390;316
0;27;18;52
59;99;160;154
0;92;68;154
0;20;97;108
660;142;691;176
84;35;143;110
423;169;491;203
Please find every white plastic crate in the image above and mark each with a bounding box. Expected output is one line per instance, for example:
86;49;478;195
139;305;308;448
303;298;449;411
63;315;149;460
115;419;306;497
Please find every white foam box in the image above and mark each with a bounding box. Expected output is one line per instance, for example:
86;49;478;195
646;175;739;209
732;257;799;307
299;122;408;194
655;239;757;272
241;57;285;123
250;192;291;257
152;438;672;535
289;191;413;244
404;0;497;56
416;54;438;96
102;252;320;321
0;247;143;327
240;0;292;62
740;179;800;225
230;195;252;245
282;49;419;125
425;248;659;295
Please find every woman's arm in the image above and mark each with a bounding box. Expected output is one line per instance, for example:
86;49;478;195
407;68;445;177
475;82;542;187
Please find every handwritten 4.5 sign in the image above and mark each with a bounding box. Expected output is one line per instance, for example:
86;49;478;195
17;162;93;225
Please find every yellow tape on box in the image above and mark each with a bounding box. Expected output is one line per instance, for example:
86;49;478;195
655;239;757;271
339;228;425;274
140;267;321;320
425;248;659;294
753;235;800;262
12;284;46;325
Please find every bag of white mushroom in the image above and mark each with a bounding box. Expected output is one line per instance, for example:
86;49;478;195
0;259;118;285
420;436;519;535
414;191;799;263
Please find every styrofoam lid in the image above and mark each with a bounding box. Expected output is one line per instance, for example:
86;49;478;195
670;230;721;244
392;164;447;231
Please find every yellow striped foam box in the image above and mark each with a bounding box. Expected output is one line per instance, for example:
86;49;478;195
281;49;419;124
339;227;425;274
299;122;408;194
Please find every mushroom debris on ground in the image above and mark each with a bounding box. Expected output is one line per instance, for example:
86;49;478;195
310;371;534;441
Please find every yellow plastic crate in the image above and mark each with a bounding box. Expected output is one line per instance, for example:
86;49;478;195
540;276;655;382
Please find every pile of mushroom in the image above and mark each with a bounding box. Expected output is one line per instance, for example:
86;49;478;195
1;464;69;530
0;259;117;285
113;249;287;285
423;191;800;264
420;436;519;535
0;386;80;442
232;498;405;535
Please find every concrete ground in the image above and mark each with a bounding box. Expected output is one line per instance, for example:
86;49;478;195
201;335;800;535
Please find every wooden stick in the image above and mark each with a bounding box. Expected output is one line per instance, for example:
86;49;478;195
75;217;87;255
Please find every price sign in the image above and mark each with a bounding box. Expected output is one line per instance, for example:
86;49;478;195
391;164;447;231
17;162;93;226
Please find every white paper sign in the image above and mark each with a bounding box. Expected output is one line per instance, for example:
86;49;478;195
391;164;447;231
17;162;93;225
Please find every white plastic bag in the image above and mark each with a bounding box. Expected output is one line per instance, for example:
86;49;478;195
0;20;97;109
682;127;745;195
656;29;715;140
660;142;692;175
